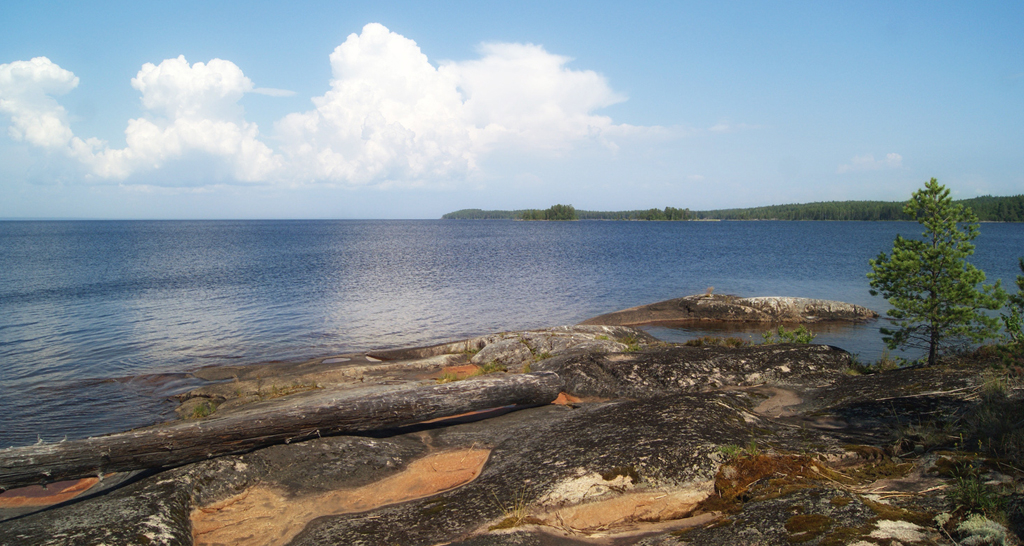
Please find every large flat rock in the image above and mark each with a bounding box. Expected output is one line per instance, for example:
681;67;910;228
580;294;879;326
4;323;1020;546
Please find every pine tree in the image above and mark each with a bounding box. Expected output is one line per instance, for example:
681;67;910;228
868;179;1007;365
1002;257;1024;353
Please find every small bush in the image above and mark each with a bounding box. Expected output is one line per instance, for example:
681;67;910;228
947;475;1004;518
845;354;870;375
875;349;901;370
981;376;1008;402
1003;308;1022;345
846;350;902;374
761;325;816;344
961;382;1024;467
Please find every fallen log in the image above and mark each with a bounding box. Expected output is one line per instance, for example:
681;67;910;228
0;372;564;490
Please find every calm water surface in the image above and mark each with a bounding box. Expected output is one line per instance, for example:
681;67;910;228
2;220;1022;447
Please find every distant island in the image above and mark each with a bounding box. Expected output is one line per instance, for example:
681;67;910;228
442;194;1024;222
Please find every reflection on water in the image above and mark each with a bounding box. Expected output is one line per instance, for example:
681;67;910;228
1;220;1021;447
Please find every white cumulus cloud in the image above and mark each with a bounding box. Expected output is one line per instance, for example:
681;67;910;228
447;41;627;150
132;56;252;119
0;55;281;183
0;23;643;187
277;23;632;186
85;55;280;182
837;152;903;174
276;23;475;185
0;57;79;148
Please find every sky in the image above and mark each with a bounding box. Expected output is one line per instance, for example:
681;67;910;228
0;1;1021;219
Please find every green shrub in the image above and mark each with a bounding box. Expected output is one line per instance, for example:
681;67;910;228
718;444;744;459
875;349;901;370
947;475;1004;518
999;256;1024;365
761;325;816;344
998;306;1023;367
961;384;1024;467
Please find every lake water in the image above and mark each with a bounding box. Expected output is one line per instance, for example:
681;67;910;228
1;220;1022;447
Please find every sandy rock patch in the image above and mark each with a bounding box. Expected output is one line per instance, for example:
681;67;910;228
539;484;713;534
753;387;802;417
433;364;481;381
0;477;99;508
191;448;490;546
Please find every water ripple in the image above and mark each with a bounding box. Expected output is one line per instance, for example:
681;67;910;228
1;219;1022;446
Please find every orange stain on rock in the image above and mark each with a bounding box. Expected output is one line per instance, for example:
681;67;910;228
434;364;480;380
192;448;491;546
0;477;100;508
552;392;582;405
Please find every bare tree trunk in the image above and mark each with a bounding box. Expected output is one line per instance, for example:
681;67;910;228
929;326;938;366
0;372;564;491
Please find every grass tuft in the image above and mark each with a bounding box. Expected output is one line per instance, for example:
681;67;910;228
617;334;643;352
190;399;220;419
685;336;749;348
489;485;532;531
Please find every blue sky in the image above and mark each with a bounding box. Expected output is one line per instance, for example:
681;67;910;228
0;1;1021;219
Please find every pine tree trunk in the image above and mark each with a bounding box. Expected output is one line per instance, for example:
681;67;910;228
929;327;938;366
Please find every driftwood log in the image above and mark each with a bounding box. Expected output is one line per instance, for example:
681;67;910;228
0;372;564;490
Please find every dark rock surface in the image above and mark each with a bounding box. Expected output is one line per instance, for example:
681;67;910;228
535;343;853;398
0;373;564;490
2;323;1019;546
581;294;879;326
2;435;430;545
176;325;656;418
286;391;843;546
671;486;943;546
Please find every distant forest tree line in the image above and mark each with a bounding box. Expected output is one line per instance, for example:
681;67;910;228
520;204;578;220
441;194;1024;222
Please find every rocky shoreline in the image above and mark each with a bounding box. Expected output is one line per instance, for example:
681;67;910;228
1;296;1021;545
580;294;879;326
